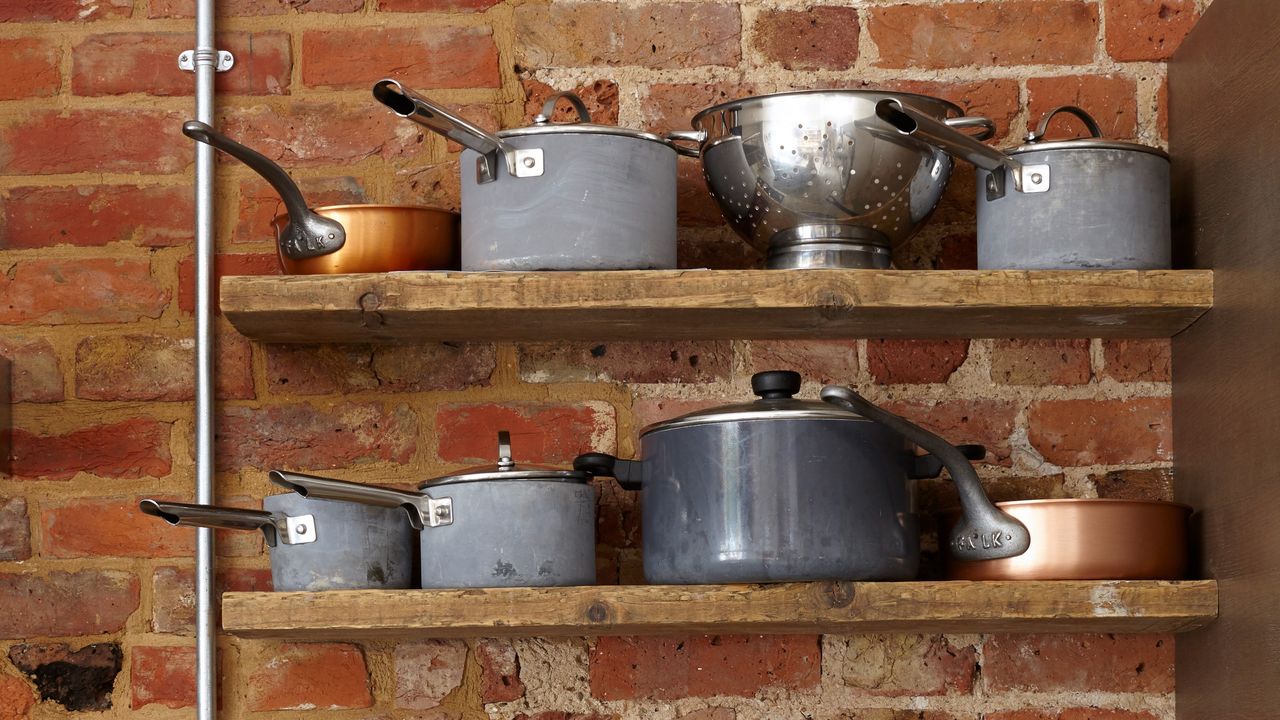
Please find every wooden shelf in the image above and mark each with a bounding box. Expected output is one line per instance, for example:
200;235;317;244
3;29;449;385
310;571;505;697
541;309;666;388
221;580;1217;640
220;269;1213;343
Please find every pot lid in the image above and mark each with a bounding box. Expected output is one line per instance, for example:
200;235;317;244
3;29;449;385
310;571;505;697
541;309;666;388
417;431;590;487
1005;105;1168;160
497;91;675;147
640;371;869;436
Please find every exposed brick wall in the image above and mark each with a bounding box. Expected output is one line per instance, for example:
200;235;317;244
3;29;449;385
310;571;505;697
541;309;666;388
0;0;1206;717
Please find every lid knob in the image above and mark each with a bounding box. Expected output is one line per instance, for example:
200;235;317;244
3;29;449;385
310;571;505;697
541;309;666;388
751;370;802;400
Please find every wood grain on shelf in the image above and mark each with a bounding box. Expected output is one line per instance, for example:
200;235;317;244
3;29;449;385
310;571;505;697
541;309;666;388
221;580;1217;640
220;269;1213;343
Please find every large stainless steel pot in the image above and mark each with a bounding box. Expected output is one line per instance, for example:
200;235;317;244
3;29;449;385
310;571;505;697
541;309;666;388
270;433;596;588
139;494;415;591
668;90;996;269
877;102;1171;270
182;121;459;274
573;371;1028;584
374;79;681;271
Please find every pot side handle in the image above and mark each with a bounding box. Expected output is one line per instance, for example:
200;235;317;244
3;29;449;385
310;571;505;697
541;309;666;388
572;453;642;491
139;499;309;547
268;470;452;531
663;130;706;158
819;386;1030;562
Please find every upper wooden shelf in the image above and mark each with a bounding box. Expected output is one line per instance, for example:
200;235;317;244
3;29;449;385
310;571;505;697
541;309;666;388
220;269;1213;343
221;580;1217;640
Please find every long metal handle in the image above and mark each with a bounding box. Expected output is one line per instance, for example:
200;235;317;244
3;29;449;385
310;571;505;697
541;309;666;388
182;120;345;260
876;99;1016;175
268;470;452;531
943;115;997;142
819;386;1030;562
373;78;514;183
141;499;282;546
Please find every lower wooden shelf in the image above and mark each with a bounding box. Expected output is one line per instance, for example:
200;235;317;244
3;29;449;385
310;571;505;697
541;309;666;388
221;580;1217;640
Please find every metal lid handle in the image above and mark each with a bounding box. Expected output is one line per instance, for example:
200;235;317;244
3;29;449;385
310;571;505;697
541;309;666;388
1027;105;1104;143
534;91;592;124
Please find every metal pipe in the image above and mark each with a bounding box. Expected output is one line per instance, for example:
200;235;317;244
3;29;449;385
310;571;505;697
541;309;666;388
193;0;217;716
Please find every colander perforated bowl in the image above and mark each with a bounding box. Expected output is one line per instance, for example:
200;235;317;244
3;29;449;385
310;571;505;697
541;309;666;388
682;90;993;269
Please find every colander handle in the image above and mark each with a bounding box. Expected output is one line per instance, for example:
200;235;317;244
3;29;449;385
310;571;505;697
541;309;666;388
943;115;996;142
664;129;705;158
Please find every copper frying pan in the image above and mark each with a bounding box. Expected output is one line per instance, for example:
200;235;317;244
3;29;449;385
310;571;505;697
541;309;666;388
183;121;459;275
944;498;1191;580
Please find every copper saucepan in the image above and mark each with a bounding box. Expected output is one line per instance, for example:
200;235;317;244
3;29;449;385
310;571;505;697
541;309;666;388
945;498;1191;580
183;121;459;274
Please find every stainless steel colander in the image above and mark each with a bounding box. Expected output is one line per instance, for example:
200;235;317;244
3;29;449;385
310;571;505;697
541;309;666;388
668;90;995;269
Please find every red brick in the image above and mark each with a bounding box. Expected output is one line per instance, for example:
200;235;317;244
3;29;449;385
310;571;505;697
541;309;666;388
589;634;819;700
73;32;289;97
0;570;139;638
152;566;273;634
936;232;978;270
0;336;62;402
75;332;254;401
984;634;1174;693
1028;398;1172;466
2;185;192;249
394;640;466;709
380;0;500;10
641;82;761;133
523;78;620;126
988;711;1157;720
752;7;859;70
0;498;30;561
1090;467;1173;502
837;634;977;696
220;102;430;167
264;343;494;395
679;227;766;269
391;158;462;210
869;1;1098;69
247;643;372;711
518;342;730;384
477;639;524;703
747;340;859;385
437;402;614;465
216;402;417;471
514;2;741;69
0;111;187;175
302;26;498;90
42;495;204;558
131;646;195;709
919;473;1068;512
235;176;365;244
0;38;58;99
0;0;130;21
1027;75;1139;140
177;252;281;314
991;339;1092;385
0;675;33;719
0;259;169;325
868;339;970;384
1105;0;1199;61
1102;339;1171;383
10;417;171;480
882;399;1019;466
149;0;361;17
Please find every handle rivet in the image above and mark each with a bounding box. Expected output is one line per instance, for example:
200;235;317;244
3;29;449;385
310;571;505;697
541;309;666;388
1031;172;1044;184
522;156;536;168
295;524;308;534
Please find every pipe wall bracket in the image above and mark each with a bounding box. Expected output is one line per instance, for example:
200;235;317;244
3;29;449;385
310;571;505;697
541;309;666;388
178;49;234;72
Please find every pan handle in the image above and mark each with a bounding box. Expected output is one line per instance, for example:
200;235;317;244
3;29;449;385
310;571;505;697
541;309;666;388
819;386;1030;562
181;121;346;261
268;470;452;531
663;129;705;158
373;79;544;185
138;499;317;547
943;115;997;142
874;99;1051;201
572;453;642;491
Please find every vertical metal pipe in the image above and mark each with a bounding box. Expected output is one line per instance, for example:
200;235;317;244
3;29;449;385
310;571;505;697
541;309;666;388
193;0;217;716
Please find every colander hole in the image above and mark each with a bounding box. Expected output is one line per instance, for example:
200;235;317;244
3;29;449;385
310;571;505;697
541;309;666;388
877;202;883;208
802;136;808;141
797;123;803;128
898;175;904;180
806;181;813;186
864;204;871;210
896;162;902;168
826;121;832;127
850;169;857;175
873;224;879;229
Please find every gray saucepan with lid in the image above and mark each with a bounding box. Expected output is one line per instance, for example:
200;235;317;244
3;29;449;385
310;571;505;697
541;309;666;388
139;493;416;591
573;370;1029;584
270;432;597;588
876;101;1171;270
373;78;681;271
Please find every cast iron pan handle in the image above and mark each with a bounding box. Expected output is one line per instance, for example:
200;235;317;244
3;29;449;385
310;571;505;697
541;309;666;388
911;444;986;479
819;386;1030;561
268;470;453;531
140;499;286;547
181;120;346;261
572;453;642;491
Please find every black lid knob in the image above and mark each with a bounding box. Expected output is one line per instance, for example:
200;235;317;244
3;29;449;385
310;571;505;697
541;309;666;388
751;370;802;399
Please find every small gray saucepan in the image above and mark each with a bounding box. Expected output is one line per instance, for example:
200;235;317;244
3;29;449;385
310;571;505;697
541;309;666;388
573;370;1030;584
269;432;597;588
139;492;416;591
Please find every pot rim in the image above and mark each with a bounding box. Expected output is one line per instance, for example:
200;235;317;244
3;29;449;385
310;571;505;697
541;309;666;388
1005;138;1170;159
690;89;966;128
640;409;869;437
